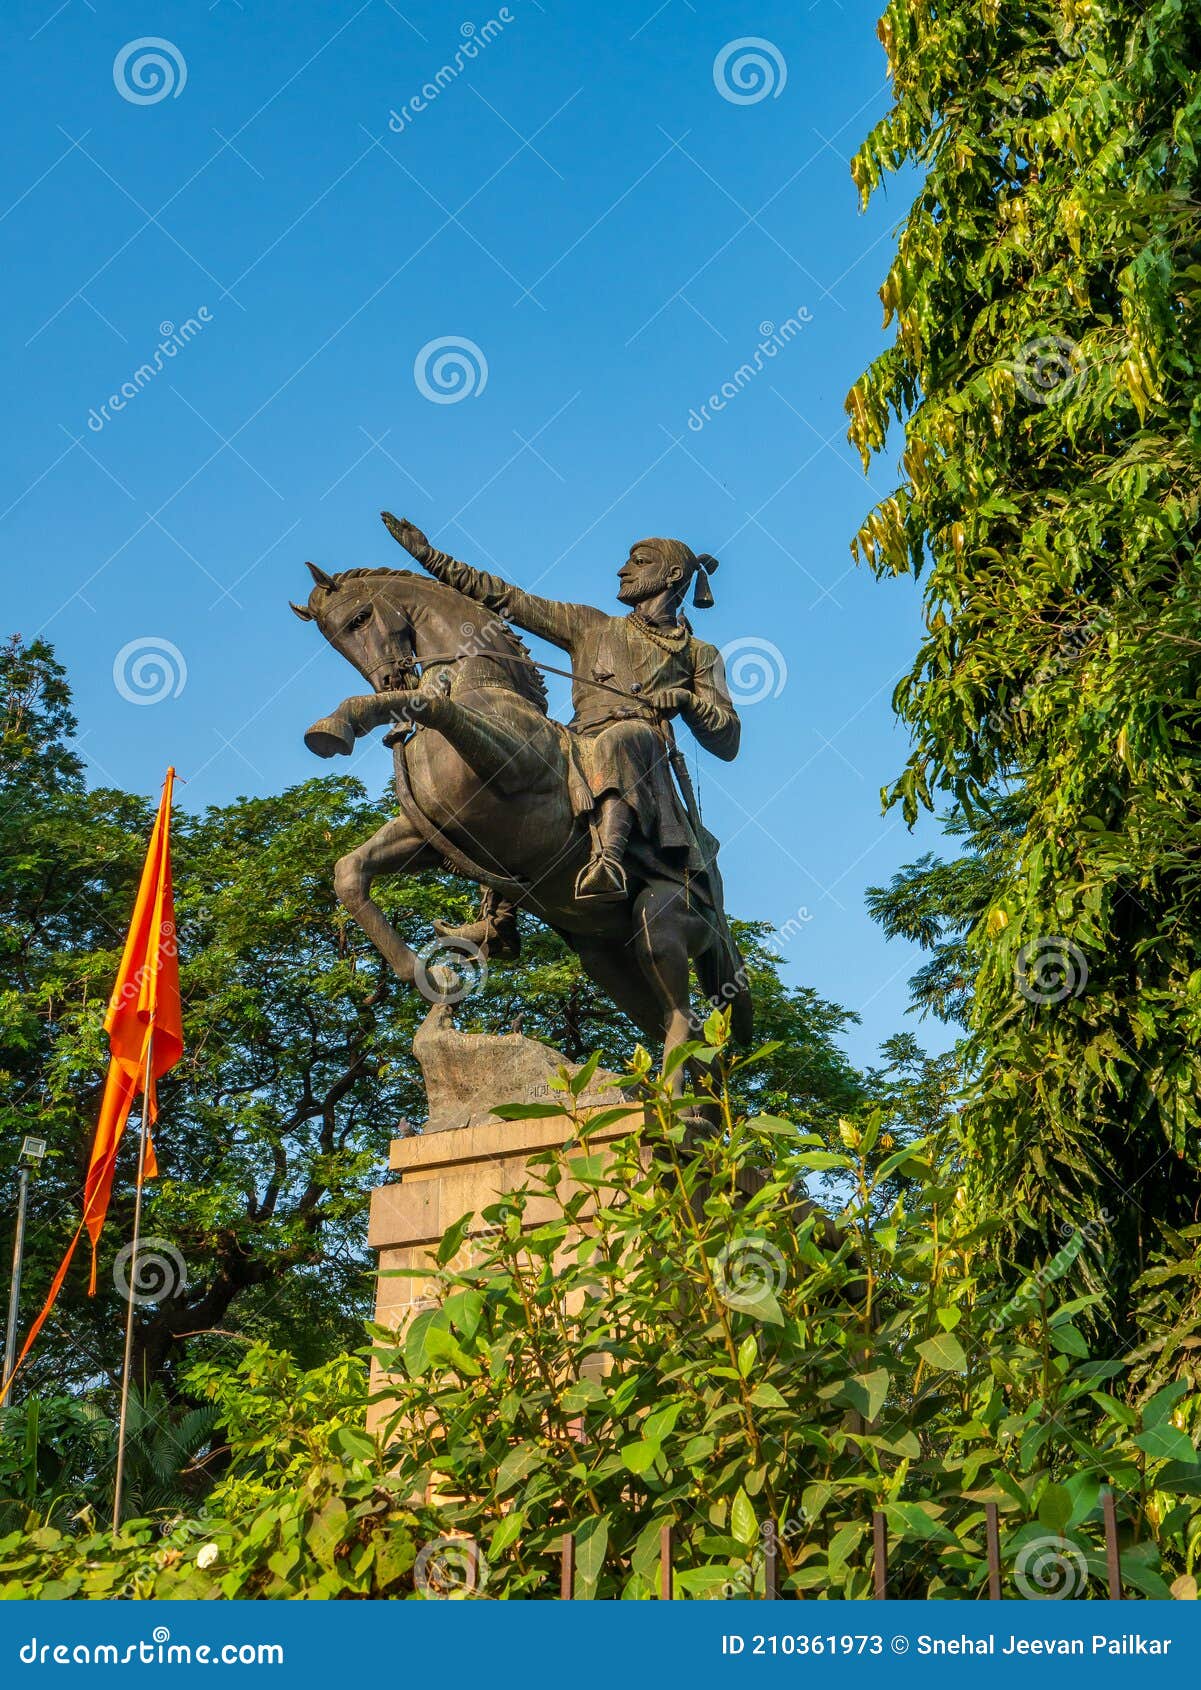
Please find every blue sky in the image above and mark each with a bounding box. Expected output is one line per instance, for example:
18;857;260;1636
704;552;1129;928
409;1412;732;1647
3;0;948;1066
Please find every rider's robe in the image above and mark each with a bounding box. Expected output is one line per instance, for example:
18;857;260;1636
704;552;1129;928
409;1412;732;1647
420;548;740;886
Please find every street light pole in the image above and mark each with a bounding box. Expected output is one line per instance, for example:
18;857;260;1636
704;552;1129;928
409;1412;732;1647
3;1137;46;1400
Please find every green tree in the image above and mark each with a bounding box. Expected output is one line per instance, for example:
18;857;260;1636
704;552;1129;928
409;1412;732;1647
847;0;1201;1310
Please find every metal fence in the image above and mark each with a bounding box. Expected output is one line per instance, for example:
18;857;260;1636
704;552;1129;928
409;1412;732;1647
454;1492;1128;1599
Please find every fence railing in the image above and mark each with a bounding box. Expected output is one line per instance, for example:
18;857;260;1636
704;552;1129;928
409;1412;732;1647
453;1491;1129;1599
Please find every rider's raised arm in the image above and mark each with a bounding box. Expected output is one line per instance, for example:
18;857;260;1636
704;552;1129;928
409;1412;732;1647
381;513;600;651
425;546;598;651
681;643;741;761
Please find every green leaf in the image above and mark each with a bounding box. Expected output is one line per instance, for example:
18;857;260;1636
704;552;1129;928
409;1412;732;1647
749;1382;788;1409
568;1050;602;1098
620;1439;661;1476
489;1102;570;1120
1134;1424;1197;1464
883;1501;957;1545
674;1565;737;1596
328;1426;375;1464
561;1378;606;1414
435;1213;472;1266
1065;1472;1101;1528
731;1487;757;1547
916;1332;967;1372
1037;1483;1073;1535
442;1288;484;1342
573;1513;609;1598
306;1498;349;1568
1144;1381;1190;1427
490;1512;525;1556
1049;1323;1090;1359
404;1308;448;1377
847;1367;891;1421
494;1445;545;1496
874;1139;930;1182
749;1114;798;1136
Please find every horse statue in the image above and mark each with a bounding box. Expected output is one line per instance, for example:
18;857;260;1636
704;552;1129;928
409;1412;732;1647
290;556;751;1083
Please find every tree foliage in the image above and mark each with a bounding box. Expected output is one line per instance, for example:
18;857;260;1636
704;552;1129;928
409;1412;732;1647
847;0;1201;1294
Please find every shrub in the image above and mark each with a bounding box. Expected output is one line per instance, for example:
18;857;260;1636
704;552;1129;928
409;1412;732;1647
5;1021;1201;1597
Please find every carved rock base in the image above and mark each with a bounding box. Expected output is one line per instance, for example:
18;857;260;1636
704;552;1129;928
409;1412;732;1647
366;1105;642;1432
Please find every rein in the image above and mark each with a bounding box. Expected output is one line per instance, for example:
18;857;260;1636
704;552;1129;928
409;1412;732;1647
412;649;652;708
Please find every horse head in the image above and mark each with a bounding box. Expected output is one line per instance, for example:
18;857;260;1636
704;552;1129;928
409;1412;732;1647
291;562;421;695
291;562;547;711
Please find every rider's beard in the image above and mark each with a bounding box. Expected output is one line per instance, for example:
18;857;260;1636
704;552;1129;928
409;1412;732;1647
617;569;672;607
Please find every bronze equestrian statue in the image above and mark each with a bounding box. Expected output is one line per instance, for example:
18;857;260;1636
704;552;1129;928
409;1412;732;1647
290;512;751;1081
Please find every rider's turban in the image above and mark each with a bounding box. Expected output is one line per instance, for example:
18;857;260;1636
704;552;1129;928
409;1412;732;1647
636;538;720;609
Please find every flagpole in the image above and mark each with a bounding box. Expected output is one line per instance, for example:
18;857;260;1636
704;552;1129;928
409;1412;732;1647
2;1157;32;1397
112;1030;153;1532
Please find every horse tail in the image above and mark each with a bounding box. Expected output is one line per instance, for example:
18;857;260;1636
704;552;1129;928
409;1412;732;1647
696;936;754;1046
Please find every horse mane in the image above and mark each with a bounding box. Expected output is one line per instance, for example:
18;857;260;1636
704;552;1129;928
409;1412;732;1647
326;567;549;713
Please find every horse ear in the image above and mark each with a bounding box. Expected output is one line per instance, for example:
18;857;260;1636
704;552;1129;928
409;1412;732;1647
290;601;315;622
306;561;336;589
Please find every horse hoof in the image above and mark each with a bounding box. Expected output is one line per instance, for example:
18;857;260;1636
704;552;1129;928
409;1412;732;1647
304;717;354;757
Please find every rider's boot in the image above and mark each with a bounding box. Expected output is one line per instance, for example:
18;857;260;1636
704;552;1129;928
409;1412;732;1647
575;795;634;903
433;889;521;960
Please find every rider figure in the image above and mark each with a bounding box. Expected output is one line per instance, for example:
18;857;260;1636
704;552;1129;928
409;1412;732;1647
380;514;740;959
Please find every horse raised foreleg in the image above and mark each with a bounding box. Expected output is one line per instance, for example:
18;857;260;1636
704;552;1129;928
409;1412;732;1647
306;689;547;795
333;815;437;983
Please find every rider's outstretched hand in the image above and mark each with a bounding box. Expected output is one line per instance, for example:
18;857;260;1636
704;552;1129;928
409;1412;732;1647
381;511;431;563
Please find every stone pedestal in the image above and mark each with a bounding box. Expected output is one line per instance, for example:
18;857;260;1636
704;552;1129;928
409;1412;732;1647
366;1106;643;1430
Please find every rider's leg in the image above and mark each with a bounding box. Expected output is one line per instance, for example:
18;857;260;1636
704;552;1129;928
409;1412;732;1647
574;792;635;902
433;886;521;960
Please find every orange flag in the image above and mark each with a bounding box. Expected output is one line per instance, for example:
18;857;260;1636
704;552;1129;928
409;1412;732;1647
83;764;183;1287
1;769;184;1396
